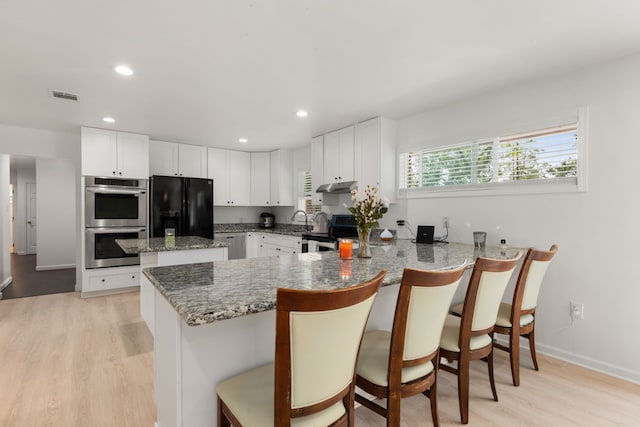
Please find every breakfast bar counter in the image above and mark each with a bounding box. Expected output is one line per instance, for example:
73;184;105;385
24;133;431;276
143;241;520;427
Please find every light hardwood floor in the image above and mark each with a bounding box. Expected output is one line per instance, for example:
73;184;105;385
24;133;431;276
1;291;638;426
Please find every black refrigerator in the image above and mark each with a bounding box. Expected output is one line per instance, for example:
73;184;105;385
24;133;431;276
149;175;214;239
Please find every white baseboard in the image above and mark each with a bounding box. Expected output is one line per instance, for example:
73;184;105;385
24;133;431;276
1;276;13;291
494;335;640;385
35;263;76;271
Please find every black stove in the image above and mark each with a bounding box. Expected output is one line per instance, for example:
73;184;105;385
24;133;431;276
302;214;358;251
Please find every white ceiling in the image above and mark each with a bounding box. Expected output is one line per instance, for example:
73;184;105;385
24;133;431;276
2;1;640;151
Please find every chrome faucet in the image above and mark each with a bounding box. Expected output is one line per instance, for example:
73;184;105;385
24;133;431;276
291;210;309;231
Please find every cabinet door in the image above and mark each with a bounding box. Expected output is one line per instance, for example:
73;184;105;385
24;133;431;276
270;149;293;206
323;130;341;182
81;127;118;177
250;152;271;206
246;232;260;259
117;132;149;179
354;118;379;197
228;150;251;205
311;136;324;205
338;125;355;181
149;140;179;176
179;144;207;178
207;147;228;206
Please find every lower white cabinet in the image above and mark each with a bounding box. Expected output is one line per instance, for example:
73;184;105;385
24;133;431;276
247;232;302;258
82;266;140;296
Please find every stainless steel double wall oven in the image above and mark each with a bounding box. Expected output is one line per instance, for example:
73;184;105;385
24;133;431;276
85;176;147;268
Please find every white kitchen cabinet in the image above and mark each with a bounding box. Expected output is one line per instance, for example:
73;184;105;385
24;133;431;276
207;147;251;206
257;233;301;257
81;265;140;296
323;125;354;182
250;152;271;206
311;135;324;205
246;232;260;258
354;117;397;203
82;127;149;179
150;140;207;178
270;149;293;206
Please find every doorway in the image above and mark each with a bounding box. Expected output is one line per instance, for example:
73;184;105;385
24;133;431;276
1;155;76;300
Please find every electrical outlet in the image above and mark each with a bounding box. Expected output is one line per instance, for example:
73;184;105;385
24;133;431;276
570;301;584;320
443;216;450;228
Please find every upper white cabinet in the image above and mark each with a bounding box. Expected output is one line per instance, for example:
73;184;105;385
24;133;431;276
323;125;354;182
250;152;271;206
270;149;293;206
354;117;397;203
82;127;149;179
150;140;207;178
311;135;324;205
207;148;251;206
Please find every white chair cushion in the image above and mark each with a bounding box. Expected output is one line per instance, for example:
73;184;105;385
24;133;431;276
216;363;346;426
450;303;463;316
440;314;492;352
356;330;435;387
495;302;535;328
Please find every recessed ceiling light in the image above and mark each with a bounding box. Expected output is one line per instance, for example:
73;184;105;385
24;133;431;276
238;138;248;144
102;117;116;123
296;110;308;118
114;65;133;76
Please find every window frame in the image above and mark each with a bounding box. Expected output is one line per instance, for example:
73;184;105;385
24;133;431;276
397;108;588;199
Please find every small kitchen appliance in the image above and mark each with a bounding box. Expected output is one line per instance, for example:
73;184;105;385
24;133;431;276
260;212;275;228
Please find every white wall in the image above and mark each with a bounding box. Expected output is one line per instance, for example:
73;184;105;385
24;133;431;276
392;53;640;383
213;206;268;224
0;155;11;290
36;158;76;270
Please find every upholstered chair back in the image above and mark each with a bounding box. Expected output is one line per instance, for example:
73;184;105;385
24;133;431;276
471;268;518;332
403;267;465;361
520;246;557;310
288;293;377;409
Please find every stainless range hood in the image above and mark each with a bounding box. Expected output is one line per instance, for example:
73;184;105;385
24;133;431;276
315;181;358;193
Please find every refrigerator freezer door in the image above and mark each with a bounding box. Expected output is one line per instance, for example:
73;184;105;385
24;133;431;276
184;178;214;239
150;176;184;238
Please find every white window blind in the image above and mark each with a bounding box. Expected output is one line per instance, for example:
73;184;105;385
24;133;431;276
399;123;579;193
299;170;321;214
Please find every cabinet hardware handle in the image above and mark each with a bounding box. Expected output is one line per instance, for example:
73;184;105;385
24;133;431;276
101;279;105;282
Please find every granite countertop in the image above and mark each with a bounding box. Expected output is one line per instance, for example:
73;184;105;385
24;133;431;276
143;241;522;326
215;223;308;237
116;236;229;255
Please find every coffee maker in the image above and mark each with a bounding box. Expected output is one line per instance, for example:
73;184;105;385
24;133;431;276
260;212;275;228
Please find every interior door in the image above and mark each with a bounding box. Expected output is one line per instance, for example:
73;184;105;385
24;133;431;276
26;182;37;254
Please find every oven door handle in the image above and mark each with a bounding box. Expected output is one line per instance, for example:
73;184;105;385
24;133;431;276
86;227;147;234
86;188;146;195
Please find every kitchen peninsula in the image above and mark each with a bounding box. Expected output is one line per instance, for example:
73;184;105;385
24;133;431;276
117;236;229;336
143;241;521;427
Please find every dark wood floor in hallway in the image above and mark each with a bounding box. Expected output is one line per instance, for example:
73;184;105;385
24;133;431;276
0;254;75;299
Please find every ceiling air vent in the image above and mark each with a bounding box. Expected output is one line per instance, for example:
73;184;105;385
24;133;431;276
51;90;78;101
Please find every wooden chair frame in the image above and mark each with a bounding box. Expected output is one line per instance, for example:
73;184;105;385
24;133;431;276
217;270;386;427
440;255;521;425
355;265;467;427
494;245;558;386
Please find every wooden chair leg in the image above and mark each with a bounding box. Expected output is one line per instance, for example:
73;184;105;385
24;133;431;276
527;326;539;371
510;329;521;386
429;378;440;427
457;358;470;425
487;350;498;401
386;391;401;427
217;397;231;427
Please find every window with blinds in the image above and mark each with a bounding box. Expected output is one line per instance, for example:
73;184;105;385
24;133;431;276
399;123;580;193
299;170;322;215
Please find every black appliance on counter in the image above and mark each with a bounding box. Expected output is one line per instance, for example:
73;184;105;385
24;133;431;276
301;214;358;252
149;175;214;239
260;212;275;228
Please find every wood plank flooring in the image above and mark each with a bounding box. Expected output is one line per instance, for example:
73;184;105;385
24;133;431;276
1;291;638;426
